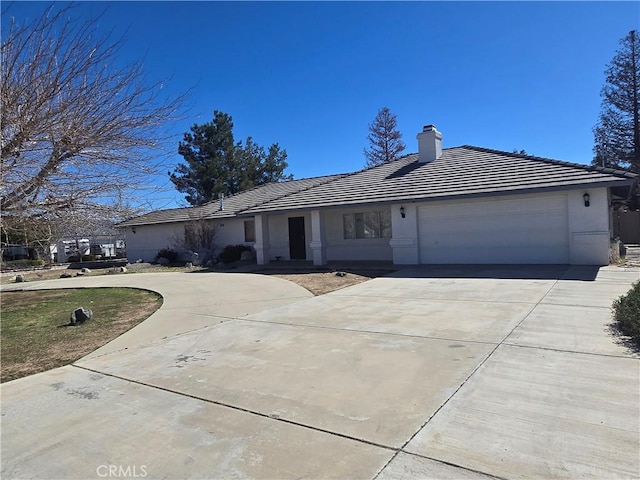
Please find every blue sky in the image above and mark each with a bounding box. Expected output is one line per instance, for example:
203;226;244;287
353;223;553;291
4;1;639;210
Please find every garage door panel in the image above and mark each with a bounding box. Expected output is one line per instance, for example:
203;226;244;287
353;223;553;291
418;195;569;264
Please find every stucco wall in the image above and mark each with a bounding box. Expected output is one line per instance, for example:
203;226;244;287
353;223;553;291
123;218;252;262
267;213;313;261
390;204;419;264
567;187;611;265
123;223;182;262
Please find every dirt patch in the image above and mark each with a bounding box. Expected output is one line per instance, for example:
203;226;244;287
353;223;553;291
263;269;394;296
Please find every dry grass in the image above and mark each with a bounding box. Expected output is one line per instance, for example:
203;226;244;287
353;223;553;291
0;288;162;383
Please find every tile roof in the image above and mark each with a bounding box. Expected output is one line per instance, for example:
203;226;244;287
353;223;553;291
118;146;637;226
117;174;345;227
242;146;637;214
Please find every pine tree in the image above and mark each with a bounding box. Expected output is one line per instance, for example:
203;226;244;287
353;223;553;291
593;30;640;173
363;107;406;167
169;111;291;206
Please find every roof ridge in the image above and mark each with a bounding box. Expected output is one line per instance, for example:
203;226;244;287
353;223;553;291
359;153;418;172
197;173;349;215
237;155;423;214
235;174;348;215
459;145;637;179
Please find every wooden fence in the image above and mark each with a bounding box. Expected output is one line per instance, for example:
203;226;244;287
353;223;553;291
613;210;640;244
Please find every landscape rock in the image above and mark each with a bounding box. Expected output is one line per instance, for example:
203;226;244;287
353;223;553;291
14;274;25;283
70;307;93;326
81;268;92;273
76;271;85;276
60;272;74;278
185;262;193;268
335;271;347;277
119;266;128;273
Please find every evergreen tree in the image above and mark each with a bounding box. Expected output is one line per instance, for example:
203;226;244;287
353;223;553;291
593;30;640;172
170;111;292;206
363;107;406;167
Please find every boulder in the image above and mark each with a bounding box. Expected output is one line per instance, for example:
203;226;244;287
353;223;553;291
60;272;74;278
81;267;92;273
70;307;93;326
185;262;193;268
14;274;25;283
335;271;347;277
119;266;128;273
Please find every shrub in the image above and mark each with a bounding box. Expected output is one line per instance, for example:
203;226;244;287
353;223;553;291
155;248;178;263
218;244;251;264
613;281;640;347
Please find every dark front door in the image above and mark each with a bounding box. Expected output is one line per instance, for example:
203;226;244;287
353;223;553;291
288;217;306;260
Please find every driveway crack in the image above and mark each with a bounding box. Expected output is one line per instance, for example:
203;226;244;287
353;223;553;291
71;364;397;453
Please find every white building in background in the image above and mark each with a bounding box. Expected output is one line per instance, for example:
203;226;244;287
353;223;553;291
52;237;125;262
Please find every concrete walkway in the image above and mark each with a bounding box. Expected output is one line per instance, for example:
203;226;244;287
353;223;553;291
1;266;639;479
1;272;314;359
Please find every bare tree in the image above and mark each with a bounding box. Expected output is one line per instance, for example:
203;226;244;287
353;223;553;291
363;107;406;167
182;220;218;254
169;214;219;265
0;4;186;218
1;214;60;265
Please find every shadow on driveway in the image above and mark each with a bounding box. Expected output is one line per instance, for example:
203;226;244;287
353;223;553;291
189;262;603;281
389;264;600;281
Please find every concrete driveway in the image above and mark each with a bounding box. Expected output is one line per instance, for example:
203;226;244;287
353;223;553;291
1;265;639;479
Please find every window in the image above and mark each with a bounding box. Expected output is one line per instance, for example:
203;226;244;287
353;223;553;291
343;211;391;239
244;220;255;242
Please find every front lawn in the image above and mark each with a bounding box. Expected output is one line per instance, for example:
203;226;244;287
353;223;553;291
0;288;162;383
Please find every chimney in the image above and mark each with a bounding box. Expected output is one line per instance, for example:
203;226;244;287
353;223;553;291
417;124;442;163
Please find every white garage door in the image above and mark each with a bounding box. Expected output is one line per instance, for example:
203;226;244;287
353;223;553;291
418;195;569;264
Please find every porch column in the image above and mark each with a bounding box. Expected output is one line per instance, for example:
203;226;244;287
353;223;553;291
254;214;270;265
309;210;327;265
390;204;419;264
